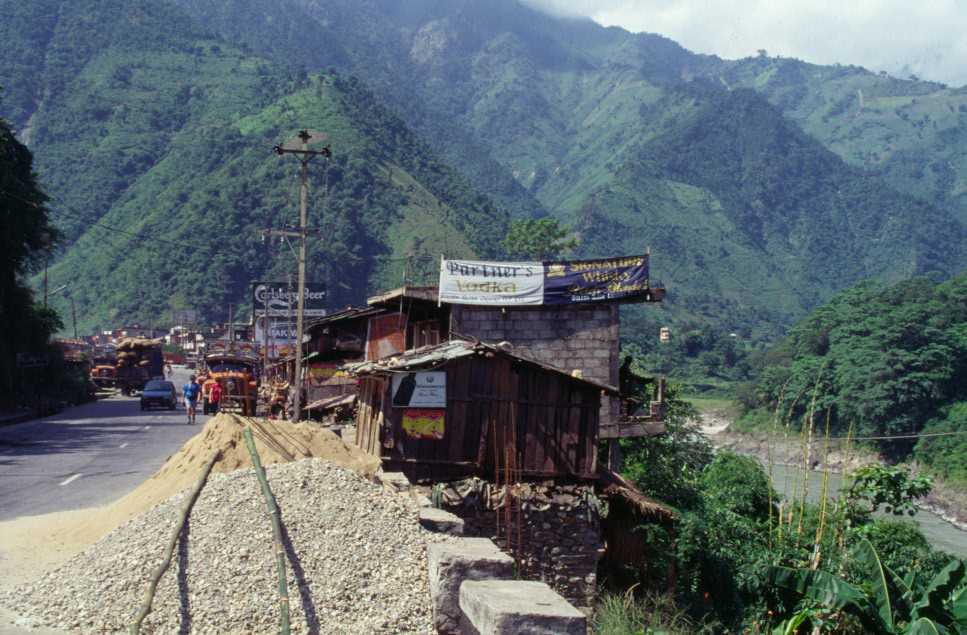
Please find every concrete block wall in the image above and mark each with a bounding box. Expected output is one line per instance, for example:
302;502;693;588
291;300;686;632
451;304;620;423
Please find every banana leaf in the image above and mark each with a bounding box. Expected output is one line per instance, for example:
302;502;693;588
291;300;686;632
854;538;896;630
766;565;888;633
903;617;947;635
912;559;965;624
950;585;966;631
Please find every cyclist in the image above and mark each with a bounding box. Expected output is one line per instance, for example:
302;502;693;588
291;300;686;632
183;375;201;425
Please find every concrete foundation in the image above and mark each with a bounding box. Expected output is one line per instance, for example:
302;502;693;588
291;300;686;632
459;580;587;635
427;538;515;634
419;507;465;535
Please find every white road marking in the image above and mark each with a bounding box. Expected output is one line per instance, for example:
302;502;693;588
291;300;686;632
143;426;151;430
119;442;129;449
59;473;82;486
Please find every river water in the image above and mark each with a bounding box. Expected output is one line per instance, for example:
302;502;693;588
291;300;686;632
768;463;967;557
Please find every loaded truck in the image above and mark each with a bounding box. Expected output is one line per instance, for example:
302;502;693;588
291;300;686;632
115;338;164;395
90;353;118;388
200;351;260;415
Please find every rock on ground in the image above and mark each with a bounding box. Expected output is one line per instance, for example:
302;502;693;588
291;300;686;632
1;459;440;634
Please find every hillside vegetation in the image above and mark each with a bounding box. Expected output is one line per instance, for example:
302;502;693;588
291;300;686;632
0;0;504;329
164;0;967;338
2;0;967;338
737;272;967;482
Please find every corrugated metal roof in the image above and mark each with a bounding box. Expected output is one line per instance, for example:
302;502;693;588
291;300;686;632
345;339;618;394
305;306;385;330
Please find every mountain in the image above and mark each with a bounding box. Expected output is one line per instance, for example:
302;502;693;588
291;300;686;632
0;0;505;330
2;0;966;338
163;0;967;334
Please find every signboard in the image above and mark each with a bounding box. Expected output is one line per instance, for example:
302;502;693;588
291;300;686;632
255;317;297;361
366;314;405;361
391;372;446;408
252;282;328;318
402;408;445;440
16;352;48;369
307;362;348;386
439;255;649;306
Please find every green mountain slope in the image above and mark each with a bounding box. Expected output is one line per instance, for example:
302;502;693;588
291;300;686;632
5;0;967;337
0;0;504;330
716;57;967;224
164;0;967;335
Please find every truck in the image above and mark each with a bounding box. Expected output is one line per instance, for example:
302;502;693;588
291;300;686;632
200;351;260;416
115;338;164;395
90;354;118;388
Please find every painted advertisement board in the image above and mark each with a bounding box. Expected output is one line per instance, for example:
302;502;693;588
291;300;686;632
252;281;328;318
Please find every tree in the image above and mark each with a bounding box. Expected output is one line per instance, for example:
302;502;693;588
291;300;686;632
0;111;61;406
502;217;578;260
845;465;933;525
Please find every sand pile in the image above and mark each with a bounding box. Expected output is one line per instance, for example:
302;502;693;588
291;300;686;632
4;460;439;634
121;413;380;519
0;415;380;593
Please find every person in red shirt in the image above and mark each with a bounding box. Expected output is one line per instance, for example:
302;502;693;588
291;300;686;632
208;381;222;415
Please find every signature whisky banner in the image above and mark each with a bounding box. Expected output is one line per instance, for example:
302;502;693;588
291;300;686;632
439;255;649;306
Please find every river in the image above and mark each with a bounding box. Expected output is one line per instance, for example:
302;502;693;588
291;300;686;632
768;463;967;557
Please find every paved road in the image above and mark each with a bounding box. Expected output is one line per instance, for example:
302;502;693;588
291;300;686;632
0;367;208;521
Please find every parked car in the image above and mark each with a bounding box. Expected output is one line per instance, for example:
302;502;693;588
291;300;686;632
140;380;177;410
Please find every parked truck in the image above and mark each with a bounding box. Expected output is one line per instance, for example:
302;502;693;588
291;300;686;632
115;338;164;395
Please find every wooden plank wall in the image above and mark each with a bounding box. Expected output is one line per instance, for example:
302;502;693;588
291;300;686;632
354;377;387;456
371;356;600;479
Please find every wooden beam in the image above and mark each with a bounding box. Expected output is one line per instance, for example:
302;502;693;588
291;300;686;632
599;421;667;439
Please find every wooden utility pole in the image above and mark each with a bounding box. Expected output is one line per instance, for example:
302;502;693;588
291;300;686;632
272;130;330;421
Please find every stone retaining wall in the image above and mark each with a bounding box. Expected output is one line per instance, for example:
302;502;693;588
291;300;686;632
439;479;603;609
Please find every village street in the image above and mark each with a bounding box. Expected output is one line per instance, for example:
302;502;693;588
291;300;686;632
0;368;206;521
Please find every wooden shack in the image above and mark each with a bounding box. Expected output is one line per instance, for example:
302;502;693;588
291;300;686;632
348;339;618;482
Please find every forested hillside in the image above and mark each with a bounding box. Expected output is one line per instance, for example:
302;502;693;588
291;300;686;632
2;0;967;336
737;272;967;481
162;0;967;335
0;0;504;330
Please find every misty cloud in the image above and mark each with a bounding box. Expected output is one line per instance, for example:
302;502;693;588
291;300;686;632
522;0;967;87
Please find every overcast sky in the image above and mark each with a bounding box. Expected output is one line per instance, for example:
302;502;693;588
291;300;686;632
524;0;967;87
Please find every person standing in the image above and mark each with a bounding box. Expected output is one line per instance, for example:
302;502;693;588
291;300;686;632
183;374;201;425
208;380;222;416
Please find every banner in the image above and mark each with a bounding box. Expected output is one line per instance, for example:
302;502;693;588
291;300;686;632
543;255;650;305
439;255;649;306
252;281;328;318
438;260;544;305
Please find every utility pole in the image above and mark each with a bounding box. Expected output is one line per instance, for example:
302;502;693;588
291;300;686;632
272;130;330;422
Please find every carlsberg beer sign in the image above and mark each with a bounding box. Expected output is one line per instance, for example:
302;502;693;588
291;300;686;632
252;282;328;317
438;255;650;306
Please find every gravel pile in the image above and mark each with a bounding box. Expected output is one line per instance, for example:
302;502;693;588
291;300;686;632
3;459;440;634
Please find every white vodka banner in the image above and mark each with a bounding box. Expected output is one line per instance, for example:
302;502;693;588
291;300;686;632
439;259;544;305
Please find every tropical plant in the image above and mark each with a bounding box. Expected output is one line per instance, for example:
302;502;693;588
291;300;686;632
767;539;966;634
844;465;933;524
501;217;578;261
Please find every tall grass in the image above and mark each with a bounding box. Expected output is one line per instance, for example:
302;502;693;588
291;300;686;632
594;589;717;635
